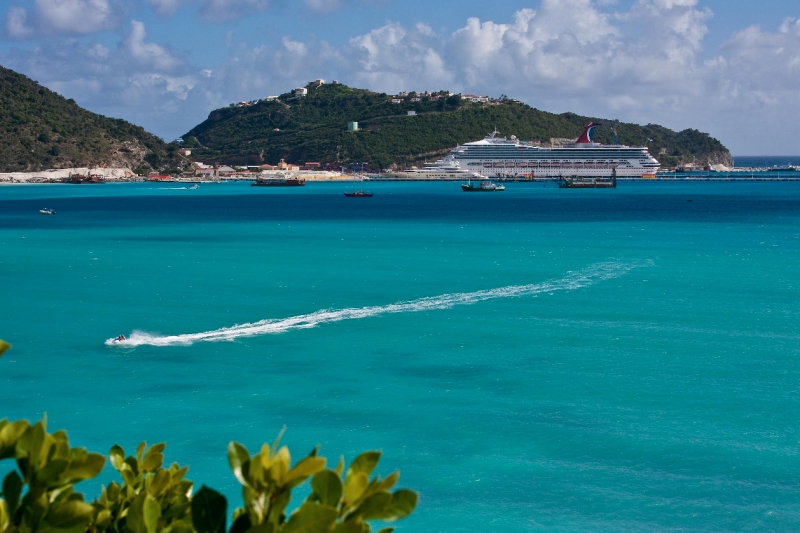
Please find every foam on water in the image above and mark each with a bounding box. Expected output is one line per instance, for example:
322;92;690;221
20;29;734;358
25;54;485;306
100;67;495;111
105;260;649;347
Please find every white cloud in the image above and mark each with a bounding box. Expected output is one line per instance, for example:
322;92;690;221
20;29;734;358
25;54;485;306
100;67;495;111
346;22;453;92
146;0;189;15
198;0;271;22
36;0;114;33
3;0;115;37
125;20;184;71
4;6;34;38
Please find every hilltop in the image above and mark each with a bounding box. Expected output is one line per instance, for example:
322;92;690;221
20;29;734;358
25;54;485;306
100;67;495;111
0;65;181;173
183;83;731;169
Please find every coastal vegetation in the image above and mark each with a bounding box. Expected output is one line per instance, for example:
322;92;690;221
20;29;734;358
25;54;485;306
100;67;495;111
0;416;416;533
0;345;417;533
184;83;731;170
0;66;182;173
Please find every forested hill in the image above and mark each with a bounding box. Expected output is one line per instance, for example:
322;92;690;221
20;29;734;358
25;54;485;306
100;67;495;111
184;83;731;169
0;65;178;172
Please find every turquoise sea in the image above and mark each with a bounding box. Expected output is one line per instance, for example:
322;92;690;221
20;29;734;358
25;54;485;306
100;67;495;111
1;181;799;531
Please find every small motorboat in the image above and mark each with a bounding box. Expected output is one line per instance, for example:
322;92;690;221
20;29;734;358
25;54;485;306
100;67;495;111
344;191;373;197
188;184;199;189
39;208;56;214
461;180;504;192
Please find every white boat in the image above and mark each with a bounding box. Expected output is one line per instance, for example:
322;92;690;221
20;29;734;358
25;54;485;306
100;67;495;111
385;158;487;180
39;208;56;215
188;184;199;189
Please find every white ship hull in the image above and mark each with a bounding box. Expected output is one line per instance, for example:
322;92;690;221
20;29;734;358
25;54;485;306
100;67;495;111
447;125;660;178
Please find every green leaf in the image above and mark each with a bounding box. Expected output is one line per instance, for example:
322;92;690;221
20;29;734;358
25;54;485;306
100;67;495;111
227;442;250;486
109;445;125;471
374;472;398;493
242;525;274;533
142;443;166;472
228;513;251;533
191;485;227;533
332;522;367;533
311;470;342;508
266;489;291;526
62;452;105;482
351;492;391;521
2;470;23;518
149;469;172;498
94;509;112;529
346;453;380;479
0;420;29;460
281;502;337;533
144;495;161;533
163;521;195;533
120;466;136;487
127;493;149;533
381;490;417;522
37;458;69;485
136;442;147;463
46;500;95;528
0;340;11;357
343;473;368;507
284;456;326;486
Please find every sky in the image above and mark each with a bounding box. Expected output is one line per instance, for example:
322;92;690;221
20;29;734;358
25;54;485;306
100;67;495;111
1;0;799;155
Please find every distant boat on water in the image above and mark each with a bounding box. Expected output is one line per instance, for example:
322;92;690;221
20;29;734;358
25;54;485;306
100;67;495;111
461;179;504;192
251;176;306;186
62;173;105;184
345;175;372;197
39;208;56;214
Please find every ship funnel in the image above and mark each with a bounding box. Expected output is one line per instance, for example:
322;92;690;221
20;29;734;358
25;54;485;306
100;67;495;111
576;122;599;144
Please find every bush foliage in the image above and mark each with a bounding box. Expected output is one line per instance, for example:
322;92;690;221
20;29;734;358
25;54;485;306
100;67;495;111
0;342;417;533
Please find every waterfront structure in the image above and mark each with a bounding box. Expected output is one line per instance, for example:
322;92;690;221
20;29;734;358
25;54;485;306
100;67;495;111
441;124;660;178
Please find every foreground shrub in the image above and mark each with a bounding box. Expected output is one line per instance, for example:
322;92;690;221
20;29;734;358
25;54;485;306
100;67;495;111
0;340;417;533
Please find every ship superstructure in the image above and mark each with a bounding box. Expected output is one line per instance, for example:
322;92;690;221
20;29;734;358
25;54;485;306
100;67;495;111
446;123;660;178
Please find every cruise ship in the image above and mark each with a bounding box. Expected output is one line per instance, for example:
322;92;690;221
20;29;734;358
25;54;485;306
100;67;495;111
442;123;660;178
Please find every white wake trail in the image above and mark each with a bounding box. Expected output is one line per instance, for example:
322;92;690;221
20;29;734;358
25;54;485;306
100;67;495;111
106;260;649;347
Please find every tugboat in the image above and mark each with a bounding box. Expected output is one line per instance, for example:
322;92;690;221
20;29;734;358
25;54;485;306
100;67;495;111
251;176;306;187
344;190;373;197
555;168;617;188
461;179;505;192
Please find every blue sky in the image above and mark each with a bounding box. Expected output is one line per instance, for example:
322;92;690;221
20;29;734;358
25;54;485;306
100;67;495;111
2;0;799;155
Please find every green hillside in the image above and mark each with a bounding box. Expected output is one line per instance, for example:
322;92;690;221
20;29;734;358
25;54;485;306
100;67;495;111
184;83;730;169
0;65;179;172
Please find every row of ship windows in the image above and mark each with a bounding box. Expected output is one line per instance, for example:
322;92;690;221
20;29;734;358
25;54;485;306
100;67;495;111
465;162;632;168
455;154;649;159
